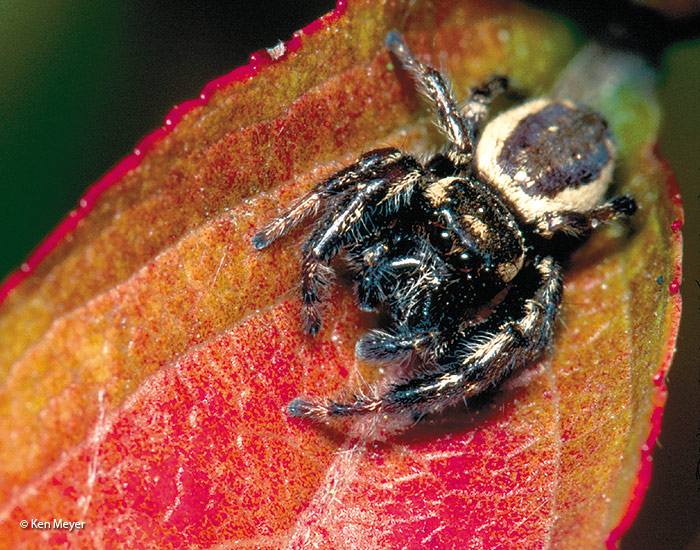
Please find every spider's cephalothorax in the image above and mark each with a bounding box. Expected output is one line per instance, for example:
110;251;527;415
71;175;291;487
252;32;637;420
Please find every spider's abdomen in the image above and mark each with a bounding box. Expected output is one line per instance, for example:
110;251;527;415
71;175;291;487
475;99;616;225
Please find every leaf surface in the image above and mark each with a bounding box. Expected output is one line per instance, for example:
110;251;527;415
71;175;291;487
0;1;682;549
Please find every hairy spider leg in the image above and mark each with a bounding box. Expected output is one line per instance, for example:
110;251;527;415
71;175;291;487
533;194;638;238
299;154;427;334
386;32;471;163
356;329;432;362
386;32;509;171
288;256;563;419
251;148;411;249
462;76;510;140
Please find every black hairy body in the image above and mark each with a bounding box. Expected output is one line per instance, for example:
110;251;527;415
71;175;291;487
252;32;637;420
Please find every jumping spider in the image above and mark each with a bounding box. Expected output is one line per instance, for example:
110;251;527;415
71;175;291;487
252;32;637;420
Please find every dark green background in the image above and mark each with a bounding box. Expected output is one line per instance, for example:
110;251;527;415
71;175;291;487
1;1;699;548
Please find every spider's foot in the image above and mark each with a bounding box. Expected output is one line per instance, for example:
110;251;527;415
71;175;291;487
302;305;323;336
287;397;323;418
251;230;272;250
384;30;404;53
611;195;637;217
287;396;384;420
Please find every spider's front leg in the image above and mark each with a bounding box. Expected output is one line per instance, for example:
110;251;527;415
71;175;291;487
299;155;427;334
252;147;410;249
252;145;427;334
288;256;563;419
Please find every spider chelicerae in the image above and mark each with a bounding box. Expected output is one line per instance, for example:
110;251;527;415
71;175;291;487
252;32;637;421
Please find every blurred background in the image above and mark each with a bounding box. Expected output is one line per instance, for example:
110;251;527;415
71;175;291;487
1;0;698;547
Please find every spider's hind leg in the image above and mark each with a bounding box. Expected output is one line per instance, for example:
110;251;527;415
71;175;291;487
386;32;471;160
386;32;509;170
533;195;638;238
463;75;510;139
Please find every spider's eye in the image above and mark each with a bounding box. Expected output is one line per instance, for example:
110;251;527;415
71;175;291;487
430;225;482;274
430;227;454;254
454;249;481;274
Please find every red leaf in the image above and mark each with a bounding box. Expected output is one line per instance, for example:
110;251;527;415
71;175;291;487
0;1;682;548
